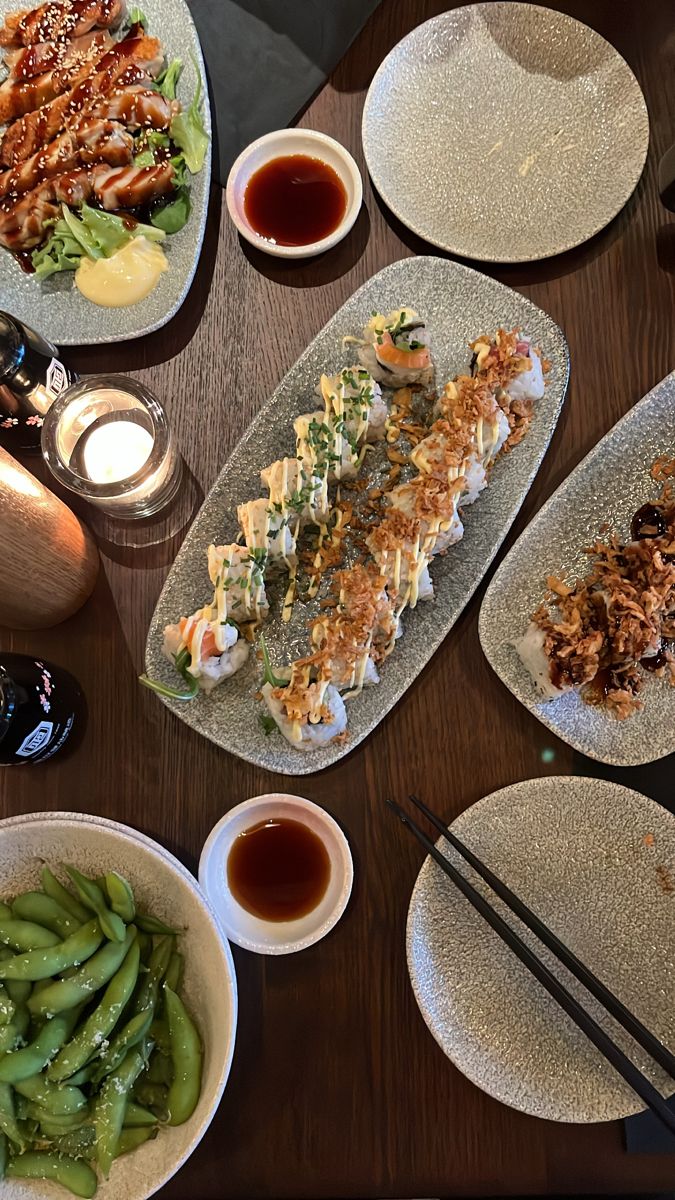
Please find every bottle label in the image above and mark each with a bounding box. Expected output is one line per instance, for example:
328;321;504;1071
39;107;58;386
45;358;69;398
15;720;54;758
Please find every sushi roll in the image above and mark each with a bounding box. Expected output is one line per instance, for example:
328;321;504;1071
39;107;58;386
437;375;511;469
513;622;571;701
411;419;488;507
163;609;249;694
387;474;464;555
320;367;388;443
294;410;360;482
237;497;299;572
207;543;269;623
261;662;348;750
260;456;330;526
308;564;399;694
365;510;435;608
356;307;433;389
471;329;546;404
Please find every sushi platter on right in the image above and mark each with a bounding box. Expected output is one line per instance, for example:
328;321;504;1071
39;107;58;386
480;369;675;766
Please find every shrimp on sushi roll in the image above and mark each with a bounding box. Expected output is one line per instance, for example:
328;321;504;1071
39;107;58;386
207;543;269;624
356;307;433;389
261;660;348;750
260;456;330;527
237;497;299;572
471;329;546;404
320;367;388;444
163;608;249;693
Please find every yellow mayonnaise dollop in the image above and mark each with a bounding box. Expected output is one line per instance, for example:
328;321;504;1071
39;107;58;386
75;237;169;307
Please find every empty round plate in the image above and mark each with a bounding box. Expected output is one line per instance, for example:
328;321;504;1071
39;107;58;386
362;4;649;262
407;777;675;1122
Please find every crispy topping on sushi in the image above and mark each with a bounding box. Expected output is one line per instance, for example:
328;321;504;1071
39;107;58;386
516;483;675;718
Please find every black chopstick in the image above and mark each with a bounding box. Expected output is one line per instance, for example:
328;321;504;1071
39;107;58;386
387;798;675;1138
407;792;675;1082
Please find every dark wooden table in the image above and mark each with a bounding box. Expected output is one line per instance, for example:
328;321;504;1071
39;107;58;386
2;0;675;1195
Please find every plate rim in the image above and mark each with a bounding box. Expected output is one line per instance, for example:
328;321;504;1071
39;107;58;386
405;774;673;1123
144;254;569;774
361;1;650;264
478;368;675;766
0;0;212;345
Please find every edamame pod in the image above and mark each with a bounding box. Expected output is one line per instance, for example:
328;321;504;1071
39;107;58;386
0;1002;29;1054
41;867;90;924
0;1081;24;1149
28;926;136;1018
31;1107;88;1131
15;1074;87;1115
48;939;141;1082
133;1081;168;1118
6;1151;97;1199
94;1043;149;1177
105;872;135;923
64;866;125;943
0;919;102;982
0;918;59;952
12;892;81;939
134;934;173;1015
123;1101;157;1127
117;1124;157;1156
136;912;175;935
145;1049;172;1086
0;983;14;1025
48;1124;96;1159
0;1008;79;1083
0;948;29;1004
91;1009;153;1083
64;1064;97;1087
164;951;184;994
0;902;10;920
164;985;202;1126
0;1130;6;1179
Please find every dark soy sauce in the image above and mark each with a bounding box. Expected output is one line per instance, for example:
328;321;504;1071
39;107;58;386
227;818;331;922
244;155;347;247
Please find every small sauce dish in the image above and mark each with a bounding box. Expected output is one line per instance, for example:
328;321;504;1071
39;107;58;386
199;793;354;955
226;129;363;259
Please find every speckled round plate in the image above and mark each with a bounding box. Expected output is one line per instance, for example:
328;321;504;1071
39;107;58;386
144;256;569;775
407;777;675;1122
362;4;649;262
479;369;675;766
0;0;211;344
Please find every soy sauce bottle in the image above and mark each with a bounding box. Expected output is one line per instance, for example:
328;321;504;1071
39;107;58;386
0;313;78;454
0;654;85;765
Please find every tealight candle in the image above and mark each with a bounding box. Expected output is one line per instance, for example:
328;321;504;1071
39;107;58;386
41;377;182;519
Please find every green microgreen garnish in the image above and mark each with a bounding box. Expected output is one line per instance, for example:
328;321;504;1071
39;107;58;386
259;633;288;688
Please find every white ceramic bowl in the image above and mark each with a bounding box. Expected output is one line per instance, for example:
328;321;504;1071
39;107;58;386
225;128;363;258
0;811;237;1200
199;793;353;955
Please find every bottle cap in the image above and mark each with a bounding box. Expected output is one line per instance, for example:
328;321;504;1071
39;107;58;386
0;314;23;385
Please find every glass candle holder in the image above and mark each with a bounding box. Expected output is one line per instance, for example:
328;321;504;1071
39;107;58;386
41;376;182;519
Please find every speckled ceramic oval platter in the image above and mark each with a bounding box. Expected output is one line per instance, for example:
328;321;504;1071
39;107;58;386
479;370;675;766
0;0;211;345
362;4;649;263
407;776;675;1122
145;256;569;774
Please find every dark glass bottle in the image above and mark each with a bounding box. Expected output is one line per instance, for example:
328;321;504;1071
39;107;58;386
0;313;78;454
0;654;85;766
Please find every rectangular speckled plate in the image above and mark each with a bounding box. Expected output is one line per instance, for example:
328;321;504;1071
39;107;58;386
0;0;211;344
479;370;675;766
145;257;569;775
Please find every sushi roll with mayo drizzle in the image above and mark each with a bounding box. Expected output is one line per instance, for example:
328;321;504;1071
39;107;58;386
162;610;249;694
207;543;269;624
387;475;464;555
260;654;348;750
320;367;387;443
294;411;361;483
410;420;487;506
471;329;546;403
365;510;434;609
237;497;299;572
260;456;330;526
356;307;433;389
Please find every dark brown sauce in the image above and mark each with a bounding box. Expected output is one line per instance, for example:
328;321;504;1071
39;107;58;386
582;666;612;706
631;503;666;541
227;817;331;922
641;642;673;671
243;154;347;247
13;251;35;274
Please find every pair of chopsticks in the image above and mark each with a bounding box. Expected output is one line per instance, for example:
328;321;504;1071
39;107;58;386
387;794;675;1137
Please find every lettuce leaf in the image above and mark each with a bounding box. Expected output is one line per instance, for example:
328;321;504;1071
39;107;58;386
170;75;208;174
31;204;166;278
155;58;182;100
150;186;191;233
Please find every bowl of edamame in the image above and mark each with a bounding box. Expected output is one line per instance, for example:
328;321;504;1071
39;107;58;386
0;811;238;1200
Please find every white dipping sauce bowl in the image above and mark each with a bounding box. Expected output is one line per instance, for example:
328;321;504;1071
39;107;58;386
199;793;354;955
225;128;363;258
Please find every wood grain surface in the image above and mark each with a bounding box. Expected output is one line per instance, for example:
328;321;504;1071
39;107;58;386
2;0;675;1194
